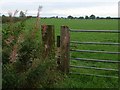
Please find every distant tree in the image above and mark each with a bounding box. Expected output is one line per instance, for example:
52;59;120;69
96;16;100;19
56;16;58;18
90;14;96;19
67;15;73;19
106;16;111;19
85;16;89;19
2;15;6;17
78;16;84;19
19;11;26;17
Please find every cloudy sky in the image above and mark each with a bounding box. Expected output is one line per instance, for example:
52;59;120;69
0;0;120;17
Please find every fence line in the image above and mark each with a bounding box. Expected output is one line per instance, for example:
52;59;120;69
70;49;120;54
70;41;120;45
70;58;120;63
70;65;118;72
70;29;120;33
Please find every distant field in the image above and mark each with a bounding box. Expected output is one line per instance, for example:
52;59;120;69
26;18;119;88
26;18;118;34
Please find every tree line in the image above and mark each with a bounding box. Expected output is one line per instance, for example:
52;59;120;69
67;14;114;19
2;12;119;23
44;14;118;19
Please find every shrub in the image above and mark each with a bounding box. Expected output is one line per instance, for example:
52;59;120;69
2;7;63;89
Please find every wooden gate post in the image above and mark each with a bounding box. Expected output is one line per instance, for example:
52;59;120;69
41;25;55;59
60;26;70;73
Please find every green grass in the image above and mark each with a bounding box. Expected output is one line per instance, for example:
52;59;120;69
25;18;119;88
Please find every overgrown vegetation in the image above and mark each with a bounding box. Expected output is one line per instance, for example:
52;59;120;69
2;7;63;89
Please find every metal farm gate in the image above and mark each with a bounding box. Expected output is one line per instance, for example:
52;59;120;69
57;26;120;79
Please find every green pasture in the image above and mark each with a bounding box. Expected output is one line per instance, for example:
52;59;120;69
3;18;118;88
25;18;118;34
24;18;119;88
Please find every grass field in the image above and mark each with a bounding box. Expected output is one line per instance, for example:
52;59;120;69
24;18;119;88
3;18;119;88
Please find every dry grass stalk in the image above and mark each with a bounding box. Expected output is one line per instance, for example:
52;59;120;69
13;10;19;17
31;6;42;39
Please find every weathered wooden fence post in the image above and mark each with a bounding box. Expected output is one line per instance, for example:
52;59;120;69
60;26;70;73
41;25;55;59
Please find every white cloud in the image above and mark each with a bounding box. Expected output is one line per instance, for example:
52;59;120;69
49;6;117;17
42;2;118;17
0;0;119;17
